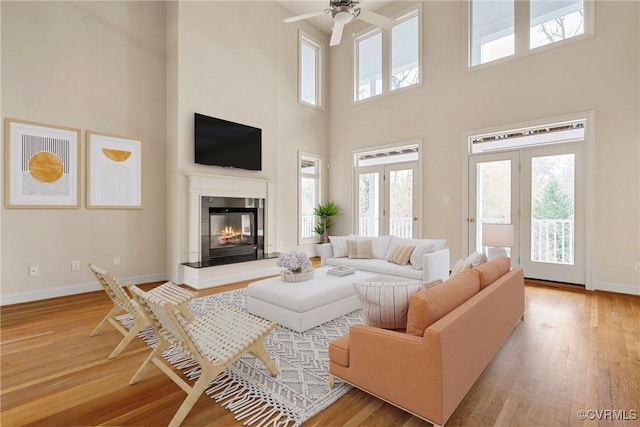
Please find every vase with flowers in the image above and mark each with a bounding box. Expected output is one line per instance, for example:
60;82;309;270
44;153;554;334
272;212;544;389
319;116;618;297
277;251;314;282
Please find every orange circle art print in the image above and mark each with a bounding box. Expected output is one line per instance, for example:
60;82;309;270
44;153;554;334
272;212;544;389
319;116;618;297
28;151;64;183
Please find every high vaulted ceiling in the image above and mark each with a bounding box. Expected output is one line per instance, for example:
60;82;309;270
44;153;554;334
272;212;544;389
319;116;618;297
278;0;393;34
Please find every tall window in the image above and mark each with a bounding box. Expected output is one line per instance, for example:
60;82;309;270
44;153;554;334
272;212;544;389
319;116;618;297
299;33;322;108
299;153;322;241
469;0;591;67
391;12;420;90
356;30;383;101
355;7;421;102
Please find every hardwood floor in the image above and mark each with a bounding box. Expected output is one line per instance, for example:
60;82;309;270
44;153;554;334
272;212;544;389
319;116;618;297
1;277;638;426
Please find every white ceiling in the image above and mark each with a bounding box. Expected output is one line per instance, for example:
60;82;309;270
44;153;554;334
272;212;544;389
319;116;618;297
278;1;393;34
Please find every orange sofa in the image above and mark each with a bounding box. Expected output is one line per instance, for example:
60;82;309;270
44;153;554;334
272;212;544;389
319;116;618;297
328;257;524;426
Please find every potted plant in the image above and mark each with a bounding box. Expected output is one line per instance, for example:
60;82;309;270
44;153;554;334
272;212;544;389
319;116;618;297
313;201;341;244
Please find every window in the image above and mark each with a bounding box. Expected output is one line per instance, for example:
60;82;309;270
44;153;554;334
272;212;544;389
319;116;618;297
391;12;420;90
354;7;421;102
299;33;322;108
356;30;383;101
530;0;585;49
299;153;322;242
469;0;591;67
470;0;514;66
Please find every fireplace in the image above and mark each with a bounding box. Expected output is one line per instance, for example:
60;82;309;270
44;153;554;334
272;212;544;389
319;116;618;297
201;197;264;266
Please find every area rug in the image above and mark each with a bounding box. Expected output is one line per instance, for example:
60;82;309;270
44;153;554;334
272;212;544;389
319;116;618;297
122;288;362;427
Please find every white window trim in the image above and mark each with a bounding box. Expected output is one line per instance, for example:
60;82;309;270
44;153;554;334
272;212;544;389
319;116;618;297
351;140;423;236
298;151;324;244
299;31;324;110
460;111;595;289
464;0;595;72
352;4;423;105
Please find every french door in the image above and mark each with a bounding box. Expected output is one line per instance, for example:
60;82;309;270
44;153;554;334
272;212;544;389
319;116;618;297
469;143;586;285
356;162;419;238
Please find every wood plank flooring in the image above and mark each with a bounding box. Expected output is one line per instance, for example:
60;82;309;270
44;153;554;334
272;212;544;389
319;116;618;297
1;276;638;426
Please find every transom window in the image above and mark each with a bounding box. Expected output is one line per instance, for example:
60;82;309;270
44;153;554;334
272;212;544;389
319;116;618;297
469;0;592;68
355;7;421;102
299;32;323;108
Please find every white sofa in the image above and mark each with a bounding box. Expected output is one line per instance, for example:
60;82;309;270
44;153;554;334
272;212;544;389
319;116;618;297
316;235;450;284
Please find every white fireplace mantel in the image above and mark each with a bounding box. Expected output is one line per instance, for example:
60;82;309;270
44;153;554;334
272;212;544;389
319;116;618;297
186;173;274;263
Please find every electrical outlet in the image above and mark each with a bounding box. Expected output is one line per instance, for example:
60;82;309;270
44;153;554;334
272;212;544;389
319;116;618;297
29;265;39;276
71;260;80;271
442;196;451;204
635;262;640;272
114;256;121;266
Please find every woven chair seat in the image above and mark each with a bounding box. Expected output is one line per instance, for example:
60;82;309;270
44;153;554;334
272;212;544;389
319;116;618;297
128;284;279;427
187;304;275;365
89;262;196;359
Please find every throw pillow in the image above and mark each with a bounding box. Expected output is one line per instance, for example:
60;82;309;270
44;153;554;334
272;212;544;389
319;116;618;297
409;243;437;270
406;269;480;336
464;251;488;268
328;236;349;258
347;239;373;259
349;235;392;259
353;280;423;329
449;258;473;278
387;244;415;266
474;256;511;289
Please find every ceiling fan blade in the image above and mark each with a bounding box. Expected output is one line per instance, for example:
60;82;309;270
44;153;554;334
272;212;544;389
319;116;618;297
283;9;327;24
330;21;345;46
358;9;395;30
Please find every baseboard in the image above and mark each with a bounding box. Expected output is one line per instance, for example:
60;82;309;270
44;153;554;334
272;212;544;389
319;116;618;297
0;273;168;306
596;281;640;296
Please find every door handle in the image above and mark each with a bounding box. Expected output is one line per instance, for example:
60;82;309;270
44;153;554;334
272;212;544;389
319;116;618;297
469;217;475;223
413;217;418;221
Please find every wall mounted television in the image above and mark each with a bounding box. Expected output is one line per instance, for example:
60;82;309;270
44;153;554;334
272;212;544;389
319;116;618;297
194;113;262;171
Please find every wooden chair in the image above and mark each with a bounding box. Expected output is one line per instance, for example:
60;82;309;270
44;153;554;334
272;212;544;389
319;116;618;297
128;284;279;427
88;262;196;359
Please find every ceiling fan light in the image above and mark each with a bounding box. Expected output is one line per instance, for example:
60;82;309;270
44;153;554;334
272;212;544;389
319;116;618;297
333;10;353;25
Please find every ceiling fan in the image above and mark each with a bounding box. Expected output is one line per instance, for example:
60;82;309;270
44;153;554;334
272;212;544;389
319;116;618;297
283;0;396;46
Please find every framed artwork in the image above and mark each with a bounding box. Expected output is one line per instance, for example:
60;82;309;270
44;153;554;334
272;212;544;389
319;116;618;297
5;118;81;208
87;131;143;209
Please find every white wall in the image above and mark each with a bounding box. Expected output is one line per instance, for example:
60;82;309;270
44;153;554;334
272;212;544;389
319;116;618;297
328;1;639;293
1;1;168;304
165;1;329;282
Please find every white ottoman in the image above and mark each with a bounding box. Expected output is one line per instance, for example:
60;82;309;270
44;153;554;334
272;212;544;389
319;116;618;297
247;267;398;333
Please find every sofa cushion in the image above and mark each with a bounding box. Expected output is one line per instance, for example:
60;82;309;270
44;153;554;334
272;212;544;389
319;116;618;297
409;243;436;270
387;244;415;266
406;269;480;336
474;256;511;289
353;280;423;329
350;235;392;259
386;236;446;258
347;239;372;259
326;258;423;280
329;334;350;367
329;236;349;258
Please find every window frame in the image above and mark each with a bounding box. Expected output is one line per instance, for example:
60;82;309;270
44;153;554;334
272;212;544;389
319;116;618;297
390;9;422;93
298;152;323;244
353;5;422;104
465;0;594;70
299;31;324;110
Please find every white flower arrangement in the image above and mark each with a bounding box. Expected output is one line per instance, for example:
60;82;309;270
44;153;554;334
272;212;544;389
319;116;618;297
276;251;311;273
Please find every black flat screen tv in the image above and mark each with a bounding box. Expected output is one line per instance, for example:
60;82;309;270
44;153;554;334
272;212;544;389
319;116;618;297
194;113;262;171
